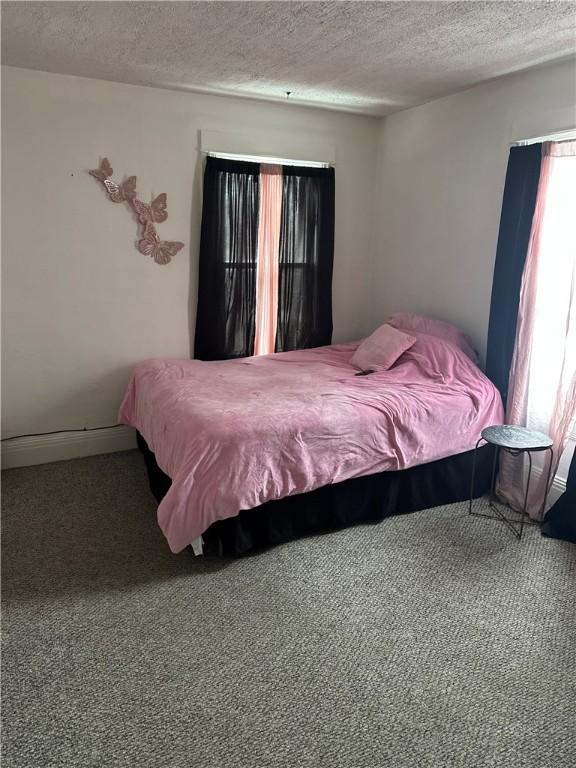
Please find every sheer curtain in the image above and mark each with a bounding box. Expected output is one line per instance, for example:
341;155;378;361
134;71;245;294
499;141;576;518
253;165;282;356
194;158;260;360
276;166;335;352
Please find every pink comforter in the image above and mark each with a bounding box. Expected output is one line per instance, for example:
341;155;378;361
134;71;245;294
119;334;503;552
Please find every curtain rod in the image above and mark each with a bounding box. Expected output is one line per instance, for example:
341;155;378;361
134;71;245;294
204;150;331;168
512;127;576;146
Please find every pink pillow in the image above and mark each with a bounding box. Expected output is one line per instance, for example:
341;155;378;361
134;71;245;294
352;324;416;372
387;312;478;362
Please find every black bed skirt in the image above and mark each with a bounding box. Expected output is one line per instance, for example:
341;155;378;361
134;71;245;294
136;432;494;557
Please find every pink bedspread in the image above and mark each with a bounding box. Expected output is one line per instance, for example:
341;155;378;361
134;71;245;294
119;333;503;552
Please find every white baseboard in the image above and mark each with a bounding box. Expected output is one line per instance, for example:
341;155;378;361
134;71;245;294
548;474;567;505
533;466;566;506
1;426;137;469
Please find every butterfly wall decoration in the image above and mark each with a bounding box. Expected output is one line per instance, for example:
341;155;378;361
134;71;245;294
132;193;168;224
138;221;184;265
88;157;184;265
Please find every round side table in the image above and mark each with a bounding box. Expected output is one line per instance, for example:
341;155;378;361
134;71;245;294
468;425;554;539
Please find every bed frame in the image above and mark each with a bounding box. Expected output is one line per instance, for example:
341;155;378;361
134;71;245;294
137;432;494;557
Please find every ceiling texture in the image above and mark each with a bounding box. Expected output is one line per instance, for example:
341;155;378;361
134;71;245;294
2;1;575;115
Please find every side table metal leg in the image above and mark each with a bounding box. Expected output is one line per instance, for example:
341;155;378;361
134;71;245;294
468;438;484;515
488;444;500;511
520;451;533;541
539;446;555;521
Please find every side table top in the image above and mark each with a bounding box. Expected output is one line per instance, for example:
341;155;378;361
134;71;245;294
481;424;553;451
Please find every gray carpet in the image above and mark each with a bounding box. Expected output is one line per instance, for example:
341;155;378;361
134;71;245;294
2;451;575;768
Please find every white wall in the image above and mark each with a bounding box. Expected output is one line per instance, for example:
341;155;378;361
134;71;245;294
4;60;575;467
373;59;576;361
1;66;379;448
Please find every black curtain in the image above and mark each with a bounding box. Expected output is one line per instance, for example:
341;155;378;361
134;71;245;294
194;157;260;360
275;166;335;352
541;449;576;543
485;144;542;403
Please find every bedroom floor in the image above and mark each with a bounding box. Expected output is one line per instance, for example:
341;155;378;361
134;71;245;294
2;452;575;768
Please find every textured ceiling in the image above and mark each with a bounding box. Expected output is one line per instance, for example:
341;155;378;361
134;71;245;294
2;1;575;115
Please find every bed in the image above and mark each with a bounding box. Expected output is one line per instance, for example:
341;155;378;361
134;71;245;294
119;317;504;556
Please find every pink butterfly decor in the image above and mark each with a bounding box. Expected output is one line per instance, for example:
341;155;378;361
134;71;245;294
89;157;113;182
88;157;183;265
104;175;137;203
132;193;168;224
138;222;184;265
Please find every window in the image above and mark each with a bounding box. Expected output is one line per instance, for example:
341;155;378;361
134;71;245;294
500;140;576;513
194;156;335;361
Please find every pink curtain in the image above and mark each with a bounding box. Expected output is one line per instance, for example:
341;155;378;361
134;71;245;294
254;164;282;356
498;140;576;518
